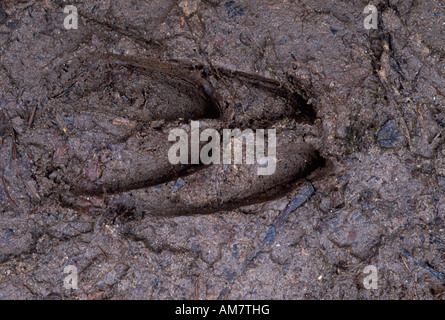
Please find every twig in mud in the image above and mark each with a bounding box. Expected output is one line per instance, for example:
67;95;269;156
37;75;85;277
28;104;37;126
195;274;201;299
2;175;15;206
432;85;445;98
22;179;40;201
51;82;77;99
243;181;315;269
97;245;110;261
402;249;444;280
216;182;315;300
400;254;414;278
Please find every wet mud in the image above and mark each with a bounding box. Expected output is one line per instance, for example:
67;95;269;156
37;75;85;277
0;0;444;300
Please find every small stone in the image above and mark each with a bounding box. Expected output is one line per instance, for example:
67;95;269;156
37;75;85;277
434;216;443;225
48;172;58;180
6;18;21;30
329;27;338;35
377;119;398;147
328;211;383;260
150;120;165;129
330;189;345;208
224;1;245;19
171;178;187;193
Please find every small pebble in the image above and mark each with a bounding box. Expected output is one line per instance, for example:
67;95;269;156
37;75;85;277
378;119;399;147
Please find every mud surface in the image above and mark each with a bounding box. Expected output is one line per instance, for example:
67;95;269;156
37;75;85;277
0;0;445;299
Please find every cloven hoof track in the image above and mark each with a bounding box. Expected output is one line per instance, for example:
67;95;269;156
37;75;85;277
60;53;324;216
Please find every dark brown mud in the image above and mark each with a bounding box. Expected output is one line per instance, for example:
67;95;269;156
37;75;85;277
0;0;444;300
105;140;321;216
